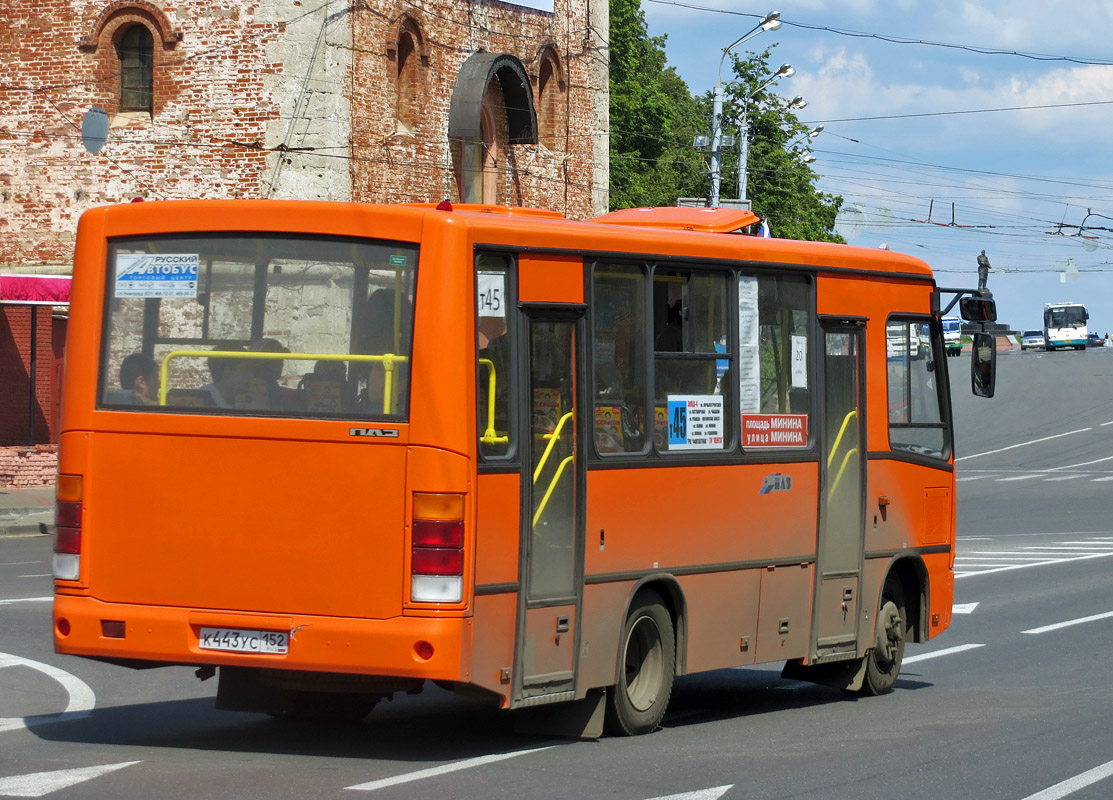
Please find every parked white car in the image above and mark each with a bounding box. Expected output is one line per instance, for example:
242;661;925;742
1021;330;1045;350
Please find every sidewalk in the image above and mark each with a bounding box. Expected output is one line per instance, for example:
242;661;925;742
0;486;54;537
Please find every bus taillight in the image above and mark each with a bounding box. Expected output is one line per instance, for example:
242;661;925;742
410;493;465;603
53;474;84;581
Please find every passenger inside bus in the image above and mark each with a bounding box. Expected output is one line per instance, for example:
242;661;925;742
351;288;408;413
200;346;252;408
107;353;159;406
299;360;348;413
249;337;301;412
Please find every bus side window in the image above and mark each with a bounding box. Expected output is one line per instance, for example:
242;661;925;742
477;257;513;458
591;262;647;455
738;274;812;451
653;268;729;453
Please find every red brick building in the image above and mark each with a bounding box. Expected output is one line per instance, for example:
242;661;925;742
0;0;611;445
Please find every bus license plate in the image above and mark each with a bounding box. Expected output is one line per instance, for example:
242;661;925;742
199;627;289;655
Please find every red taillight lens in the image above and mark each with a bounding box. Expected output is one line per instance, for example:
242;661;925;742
56;500;81;529
411;494;466;601
54;475;83;558
55;526;82;555
412;518;463;548
411;547;464;575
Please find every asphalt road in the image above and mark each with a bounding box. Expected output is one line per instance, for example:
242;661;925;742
2;345;1112;800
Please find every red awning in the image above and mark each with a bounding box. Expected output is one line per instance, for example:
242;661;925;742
0;274;71;305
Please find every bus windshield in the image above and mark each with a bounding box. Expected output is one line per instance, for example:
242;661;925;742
1046;305;1086;329
100;232;417;418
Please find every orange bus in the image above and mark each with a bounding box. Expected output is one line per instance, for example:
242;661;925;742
53;200;996;736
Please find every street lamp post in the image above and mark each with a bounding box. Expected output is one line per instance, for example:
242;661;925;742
708;10;782;208
734;73;799;204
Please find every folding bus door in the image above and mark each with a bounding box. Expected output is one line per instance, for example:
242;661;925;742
813;321;866;662
514;309;586;705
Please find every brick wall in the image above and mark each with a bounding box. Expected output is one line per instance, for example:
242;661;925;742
0;306;56;445
0;445;58;487
1;0;606;274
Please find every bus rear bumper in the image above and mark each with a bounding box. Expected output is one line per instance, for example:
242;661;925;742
52;594;472;683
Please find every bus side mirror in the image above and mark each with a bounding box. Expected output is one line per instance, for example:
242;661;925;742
971;332;996;398
960;297;997;322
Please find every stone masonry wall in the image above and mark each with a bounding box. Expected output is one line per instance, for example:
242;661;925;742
1;0;606;274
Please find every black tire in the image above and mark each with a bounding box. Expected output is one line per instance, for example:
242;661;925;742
860;581;907;696
605;592;675;735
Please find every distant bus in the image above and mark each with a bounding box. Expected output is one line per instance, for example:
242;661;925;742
942;317;962;356
1044;302;1088;351
53;200;995;737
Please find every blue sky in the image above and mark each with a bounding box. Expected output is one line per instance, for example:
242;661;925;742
641;0;1113;333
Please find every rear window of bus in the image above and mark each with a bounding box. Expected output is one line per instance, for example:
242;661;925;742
99;233;417;419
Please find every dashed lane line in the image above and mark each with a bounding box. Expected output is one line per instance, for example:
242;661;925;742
344;746;558;792
1019;758;1113;800
1022;610;1113;635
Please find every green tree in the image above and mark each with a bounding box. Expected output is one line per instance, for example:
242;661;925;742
607;0;843;241
609;0;705;209
715;48;844;242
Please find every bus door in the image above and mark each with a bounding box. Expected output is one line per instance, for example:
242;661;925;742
515;309;586;703
814;321;866;662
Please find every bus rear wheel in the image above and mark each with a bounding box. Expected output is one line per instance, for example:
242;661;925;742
605;592;675;736
860;582;906;696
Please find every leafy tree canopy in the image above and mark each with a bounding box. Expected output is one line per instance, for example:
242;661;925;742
608;1;844;242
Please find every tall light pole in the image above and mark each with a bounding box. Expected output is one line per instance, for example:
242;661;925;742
735;72;798;204
708;10;782;208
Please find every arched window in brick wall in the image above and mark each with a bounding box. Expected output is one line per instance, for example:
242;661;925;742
534;48;565;151
448;54;537;205
117;24;154;112
393;18;425;135
80;2;180;118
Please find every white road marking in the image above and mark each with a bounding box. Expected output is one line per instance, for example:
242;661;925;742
955;428;1091;461
16;574;50;579
997;475;1042;482
1093;476;1113;482
645;786;734;800
345;746;557;791
1022;611;1113;635
1047;454;1113;471
1019;758;1113;800
0;762;139;797
0;652;96;733
1044;475;1083;482
0;597;52;606
952;603;979;614
956;551;1113;578
903;643;985;664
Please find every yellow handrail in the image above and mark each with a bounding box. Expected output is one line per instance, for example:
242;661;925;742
533;411;574;484
533;454;574;527
158;350;407;412
477;358;508;445
826;409;858;468
828;447;858;499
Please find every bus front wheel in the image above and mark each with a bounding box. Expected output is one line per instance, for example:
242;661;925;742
860;582;906;696
605;592;675;735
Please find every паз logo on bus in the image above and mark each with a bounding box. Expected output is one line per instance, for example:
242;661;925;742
760;473;792;494
349;428;400;438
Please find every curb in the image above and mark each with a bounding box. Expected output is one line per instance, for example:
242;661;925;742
0;511;53;538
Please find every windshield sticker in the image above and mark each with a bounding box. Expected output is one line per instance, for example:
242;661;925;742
791;335;808;389
115;253;199;298
666;394;724;450
742;413;808;448
477;271;506;318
